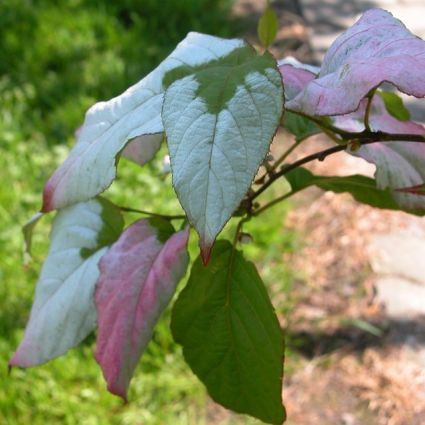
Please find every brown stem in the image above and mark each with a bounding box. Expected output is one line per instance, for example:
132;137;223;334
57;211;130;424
250;135;425;202
252;191;294;216
288;109;425;143
119;206;186;220
251;145;344;200
363;89;377;132
352;132;425;143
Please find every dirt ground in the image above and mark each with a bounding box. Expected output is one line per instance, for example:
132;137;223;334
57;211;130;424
281;136;425;425
232;1;425;424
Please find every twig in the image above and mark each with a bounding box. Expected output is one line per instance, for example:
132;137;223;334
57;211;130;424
119;206;186;220
250;135;425;202
288;109;425;143
364;89;377;132
252;191;294;216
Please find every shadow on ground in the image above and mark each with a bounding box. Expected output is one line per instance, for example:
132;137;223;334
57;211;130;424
288;317;425;358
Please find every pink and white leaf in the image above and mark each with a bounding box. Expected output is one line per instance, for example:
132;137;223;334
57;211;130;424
396;184;425;196
285;8;425;116
335;96;425;209
10;199;123;367
121;134;163;165
163;46;283;261
42;33;245;212
278;57;317;101
94;220;189;400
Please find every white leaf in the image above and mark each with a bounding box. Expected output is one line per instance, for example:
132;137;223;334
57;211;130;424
42;33;245;212
10;198;124;367
163;47;283;261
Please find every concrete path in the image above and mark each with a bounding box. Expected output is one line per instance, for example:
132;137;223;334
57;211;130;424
369;221;425;319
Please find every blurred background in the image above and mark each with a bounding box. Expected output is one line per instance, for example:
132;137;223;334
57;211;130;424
1;0;424;424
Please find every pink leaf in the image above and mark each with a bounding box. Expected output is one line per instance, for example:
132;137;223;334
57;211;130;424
359;142;425;209
94;220;189;400
121;134;163;165
278;58;317;101
286;9;425;116
335;96;425;209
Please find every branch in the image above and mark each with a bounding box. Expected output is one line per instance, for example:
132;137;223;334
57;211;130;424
250;134;425;201
252;191;294;216
288;109;425;143
119;206;186;220
251;145;344;200
353;131;425;143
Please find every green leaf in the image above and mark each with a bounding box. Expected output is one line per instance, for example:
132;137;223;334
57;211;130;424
379;91;411;121
145;217;176;243
282;111;321;142
258;5;279;49
171;240;285;424
79;197;124;259
163;45;283;261
22;212;44;261
285;167;425;215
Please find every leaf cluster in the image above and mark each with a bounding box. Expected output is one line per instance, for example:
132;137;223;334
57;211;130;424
8;6;425;425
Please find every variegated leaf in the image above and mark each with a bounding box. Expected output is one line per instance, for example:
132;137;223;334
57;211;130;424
95;219;189;400
10;198;124;367
163;46;283;261
285;9;425;116
42;33;245;212
334;97;425;209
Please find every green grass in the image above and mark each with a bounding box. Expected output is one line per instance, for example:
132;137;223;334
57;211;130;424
0;1;298;423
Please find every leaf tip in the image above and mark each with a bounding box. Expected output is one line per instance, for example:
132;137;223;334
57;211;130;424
395;183;425;195
200;243;213;266
107;383;129;404
95;350;130;403
8;352;23;369
41;183;54;212
8;343;38;369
